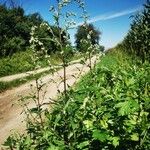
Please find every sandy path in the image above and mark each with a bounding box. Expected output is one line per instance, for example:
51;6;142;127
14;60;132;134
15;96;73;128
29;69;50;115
0;67;50;82
0;55;99;147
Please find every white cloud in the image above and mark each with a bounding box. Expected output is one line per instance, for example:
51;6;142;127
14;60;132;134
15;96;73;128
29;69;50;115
75;6;142;27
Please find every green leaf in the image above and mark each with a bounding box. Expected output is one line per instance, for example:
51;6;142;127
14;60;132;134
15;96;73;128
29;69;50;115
3;136;15;147
100;116;108;129
131;133;139;141
47;145;60;150
77;141;89;149
83;120;93;129
30;107;41;114
115;100;139;116
24;136;32;146
125;78;135;86
92;130;109;142
115;101;130;116
112;137;120;147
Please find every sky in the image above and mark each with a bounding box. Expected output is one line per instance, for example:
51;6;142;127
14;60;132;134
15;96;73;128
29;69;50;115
2;0;146;49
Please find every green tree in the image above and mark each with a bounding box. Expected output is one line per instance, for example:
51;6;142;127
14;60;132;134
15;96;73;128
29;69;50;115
0;3;70;57
75;23;101;52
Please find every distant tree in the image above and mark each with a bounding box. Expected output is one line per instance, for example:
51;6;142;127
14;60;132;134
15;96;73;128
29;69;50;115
99;45;105;52
0;4;70;57
27;13;43;25
0;5;44;57
75;23;101;52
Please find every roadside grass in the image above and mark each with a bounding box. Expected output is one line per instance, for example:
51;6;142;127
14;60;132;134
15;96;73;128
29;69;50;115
0;69;55;93
0;50;63;77
0;52;86;92
51;49;149;149
0;50;85;77
0;50;47;77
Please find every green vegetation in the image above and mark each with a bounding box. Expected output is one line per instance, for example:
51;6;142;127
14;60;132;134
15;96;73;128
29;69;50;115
0;50;62;77
75;23;102;52
0;4;42;57
0;3;70;78
0;70;53;93
117;0;150;62
0;3;69;58
0;3;85;77
1;0;150;149
4;49;149;149
0;52;86;92
0;50;34;77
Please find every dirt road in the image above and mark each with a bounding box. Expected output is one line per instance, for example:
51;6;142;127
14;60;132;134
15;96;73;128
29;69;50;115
0;55;99;147
0;67;50;82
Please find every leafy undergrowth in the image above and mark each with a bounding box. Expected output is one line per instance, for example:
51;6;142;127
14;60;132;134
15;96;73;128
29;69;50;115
0;50;84;78
0;52;85;92
0;50;63;77
4;49;150;150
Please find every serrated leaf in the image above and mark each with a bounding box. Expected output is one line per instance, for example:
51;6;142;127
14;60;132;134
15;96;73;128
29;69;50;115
24;136;32;146
100;117;108;129
115;101;130;116
115;100;139;116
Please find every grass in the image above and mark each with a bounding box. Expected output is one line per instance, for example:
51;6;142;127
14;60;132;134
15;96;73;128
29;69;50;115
0;50;64;77
0;69;57;93
0;50;85;78
0;52;86;92
0;50;47;77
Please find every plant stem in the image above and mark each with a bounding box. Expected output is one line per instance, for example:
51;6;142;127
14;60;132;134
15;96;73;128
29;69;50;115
89;51;92;70
36;79;43;127
63;58;67;96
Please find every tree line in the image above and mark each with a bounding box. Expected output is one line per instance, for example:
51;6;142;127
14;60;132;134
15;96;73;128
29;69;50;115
0;4;70;57
117;0;150;62
0;3;102;58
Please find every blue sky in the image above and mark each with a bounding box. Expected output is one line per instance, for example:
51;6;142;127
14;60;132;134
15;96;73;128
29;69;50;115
11;0;146;48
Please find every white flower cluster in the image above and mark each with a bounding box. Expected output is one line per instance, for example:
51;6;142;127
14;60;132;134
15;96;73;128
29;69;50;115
87;30;93;40
75;0;85;8
65;19;76;29
58;0;71;9
80;39;89;45
40;22;49;27
29;25;50;68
